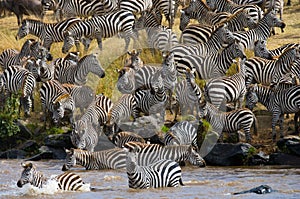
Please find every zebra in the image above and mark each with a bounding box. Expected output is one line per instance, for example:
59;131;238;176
126;149;184;189
54;53;105;85
124;49;144;70
231;0;265;6
152;0;176;28
62;10;137;53
179;0;231;31
254;40;300;60
40;79;75;124
232;9;286;50
29;40;53;62
204;58;247;110
171;22;236;62
17;162;86;191
246;84;300;141
176;39;247;78
205;0;264;23
1;65;36;116
163;121;199;150
124;141;206;167
263;0;284;34
62;148;127;171
245;46;300;88
62;83;95;114
108;131;146;148
42;0;118;20
198;101;257;143
16;18;82;51
174;68;202;121
71;119;99;152
119;0;153;14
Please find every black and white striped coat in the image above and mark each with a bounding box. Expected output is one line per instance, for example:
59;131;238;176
108;131;146;148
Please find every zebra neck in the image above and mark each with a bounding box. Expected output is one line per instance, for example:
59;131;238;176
75;151;93;168
29;22;45;39
33;170;47;188
256;86;273;109
253;18;272;39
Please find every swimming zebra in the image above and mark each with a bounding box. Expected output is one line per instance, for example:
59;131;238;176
124;141;206;167
62;84;95;114
180;10;256;45
174;68;202;120
204;58;247;110
17;162;86;191
108;131;146;148
246;84;300;140
54;53;105;85
62;10;137;53
232;10;285;50
176;39;246;78
40;79;75;124
1;65;36;116
179;0;231;31
171;22;236;62
62;148;127;171
16;18;81;51
126;149;184;189
199;101;257;143
42;0;118;20
164;121;199;150
245;46;300;87
71;119;99;152
124;49;144;70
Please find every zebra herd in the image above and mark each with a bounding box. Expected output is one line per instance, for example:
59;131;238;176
0;0;298;192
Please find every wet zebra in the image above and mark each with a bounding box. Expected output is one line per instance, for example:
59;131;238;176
62;148;127;171
17;162;86;191
179;0;231;31
245;46;300;87
176;39;246;78
232;10;285;50
124;141;206;167
199;101;257;143
40;79;75;124
108;131;146;148
1;65;36;116
62;10;137;53
126;149;184;189
246;84;300;141
171;22;236;62
174;68;202;120
164;121;199;150
54;53;105;85
204;58;247;110
16;18;81;50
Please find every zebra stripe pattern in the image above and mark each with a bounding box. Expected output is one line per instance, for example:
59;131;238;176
126;150;184;189
17;162;85;191
199;101;257;143
108;131;146;148
62;148;127;170
119;0;153;14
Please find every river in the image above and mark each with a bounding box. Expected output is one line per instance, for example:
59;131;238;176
0;159;299;198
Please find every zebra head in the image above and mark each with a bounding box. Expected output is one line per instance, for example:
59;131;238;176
71;120;87;149
16;20;30;40
62;31;76;54
80;54;105;79
254;40;273;60
228;39;247;60
245;84;259;110
17;162;42;188
179;10;190;31
216;23;236;47
264;10;286;32
116;67;136;94
124;49;143;70
187;145;206;167
30;41;53;61
62;148;76;171
41;0;55;11
205;0;217;12
124;148;138;174
198;100;208;119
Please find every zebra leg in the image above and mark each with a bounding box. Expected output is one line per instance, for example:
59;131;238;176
279;114;284;139
294;112;299;134
96;36;103;51
272;114;280;141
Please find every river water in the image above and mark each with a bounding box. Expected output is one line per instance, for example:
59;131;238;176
0;159;299;199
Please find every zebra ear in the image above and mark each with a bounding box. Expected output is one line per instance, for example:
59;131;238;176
123;147;130;153
22;162;33;168
63;30;71;37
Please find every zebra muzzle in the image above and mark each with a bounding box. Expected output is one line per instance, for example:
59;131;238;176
17;180;23;188
62;164;69;171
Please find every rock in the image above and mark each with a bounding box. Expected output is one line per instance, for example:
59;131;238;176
39;145;64;159
277;136;300;156
18;140;39;152
0;149;26;159
268;153;300;165
16;119;32;139
203;143;255;166
44;133;73;148
25;151;53;161
248;151;269;166
94;135;115;151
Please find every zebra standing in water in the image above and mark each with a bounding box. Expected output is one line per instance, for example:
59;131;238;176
204;58;247;110
62;148;127;171
16;18;81;51
179;0;231;31
124;141;206;167
54;53;105;85
246;84;300;141
62;10;137;53
126;148;184;189
1;65;36;116
108;131;146;148
174;68;202;121
17;162;87;191
245;46;300;87
198;101;257;143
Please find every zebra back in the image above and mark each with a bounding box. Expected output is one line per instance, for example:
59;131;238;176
108;131;146;147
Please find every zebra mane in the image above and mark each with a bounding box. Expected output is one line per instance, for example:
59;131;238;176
53;93;71;104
